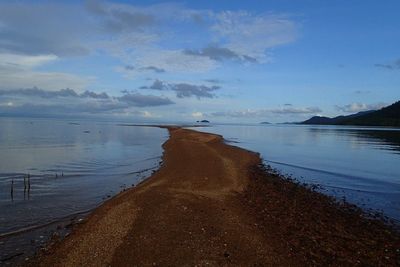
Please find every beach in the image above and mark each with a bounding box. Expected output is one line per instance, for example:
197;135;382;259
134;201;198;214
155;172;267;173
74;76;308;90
33;127;400;266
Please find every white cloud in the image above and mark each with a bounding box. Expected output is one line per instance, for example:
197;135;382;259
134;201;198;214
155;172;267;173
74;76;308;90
113;48;218;78
0;53;91;91
191;112;203;118
210;12;298;62
0;2;89;56
0;87;175;116
335;103;386;113
0;1;300;96
0;71;91;91
211;106;322;118
92;4;298;76
140;79;221;99
0;53;58;69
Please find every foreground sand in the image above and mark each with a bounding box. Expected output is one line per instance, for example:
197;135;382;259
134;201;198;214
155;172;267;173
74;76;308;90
35;127;399;266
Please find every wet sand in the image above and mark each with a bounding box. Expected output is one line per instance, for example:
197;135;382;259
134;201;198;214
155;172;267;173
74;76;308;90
34;127;399;266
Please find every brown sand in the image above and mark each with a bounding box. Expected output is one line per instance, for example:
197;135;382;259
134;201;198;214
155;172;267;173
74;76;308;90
35;127;399;266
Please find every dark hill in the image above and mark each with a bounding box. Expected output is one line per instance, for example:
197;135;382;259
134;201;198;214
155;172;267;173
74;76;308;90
301;101;400;127
302;111;374;125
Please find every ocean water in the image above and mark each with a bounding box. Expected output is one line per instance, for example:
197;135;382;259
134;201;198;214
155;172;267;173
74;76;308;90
190;124;400;221
0;117;168;236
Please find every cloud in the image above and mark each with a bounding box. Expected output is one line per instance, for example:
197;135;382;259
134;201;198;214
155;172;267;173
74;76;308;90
0;0;300;115
81;90;110;99
142;66;165;73
374;59;400;70
210;11;298;62
0;1;299;84
270;107;322;114
172;83;220;99
140;80;221;99
96;5;298;76
117;49;218;76
354;90;371;95
191;112;203;118
124;65;165;73
85;0;155;33
0;3;89;56
203;79;222;84
0;53;91;90
85;0;108;15
117;93;174;107
125;65;135;70
146;79;165;90
0;88;80;98
0;88;110;100
0;53;58;69
335;103;386;113
181;11;298;68
211;107;322;118
106;10;154;32
184;45;256;63
0;87;175;116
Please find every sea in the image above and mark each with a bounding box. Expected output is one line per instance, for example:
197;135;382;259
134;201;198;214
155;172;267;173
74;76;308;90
0;117;168;263
1;117;399;263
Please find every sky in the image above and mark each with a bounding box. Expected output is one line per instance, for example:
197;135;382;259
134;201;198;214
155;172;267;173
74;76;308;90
0;0;399;123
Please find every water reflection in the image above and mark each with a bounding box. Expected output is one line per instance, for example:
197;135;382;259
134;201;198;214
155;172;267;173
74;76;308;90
0;117;168;235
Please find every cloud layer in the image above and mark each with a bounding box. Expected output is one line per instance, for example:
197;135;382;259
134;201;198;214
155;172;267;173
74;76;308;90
0;87;174;116
374;59;400;70
210;106;322;118
335;103;386;113
141;80;221;99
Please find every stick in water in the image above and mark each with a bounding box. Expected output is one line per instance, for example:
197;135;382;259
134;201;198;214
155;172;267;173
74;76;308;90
11;179;14;201
28;174;31;191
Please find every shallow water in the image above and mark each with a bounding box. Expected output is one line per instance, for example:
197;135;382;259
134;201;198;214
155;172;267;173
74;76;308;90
0;117;168;235
191;124;400;221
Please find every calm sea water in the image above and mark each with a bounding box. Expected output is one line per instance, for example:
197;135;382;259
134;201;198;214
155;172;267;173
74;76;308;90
0;117;168;236
191;124;400;221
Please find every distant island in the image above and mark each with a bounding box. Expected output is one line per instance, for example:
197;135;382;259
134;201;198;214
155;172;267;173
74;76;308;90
260;121;271;124
302;101;400;127
196;120;210;123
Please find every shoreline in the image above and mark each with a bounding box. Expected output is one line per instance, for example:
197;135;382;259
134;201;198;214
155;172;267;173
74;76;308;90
30;127;399;266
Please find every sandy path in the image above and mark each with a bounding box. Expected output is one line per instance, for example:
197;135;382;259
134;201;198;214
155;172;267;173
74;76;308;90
35;127;400;266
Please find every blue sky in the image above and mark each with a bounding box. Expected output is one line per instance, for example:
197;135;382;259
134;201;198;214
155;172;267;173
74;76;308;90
0;0;399;123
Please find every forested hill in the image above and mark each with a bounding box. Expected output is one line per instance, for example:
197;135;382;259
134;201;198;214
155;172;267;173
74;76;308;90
302;101;400;127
